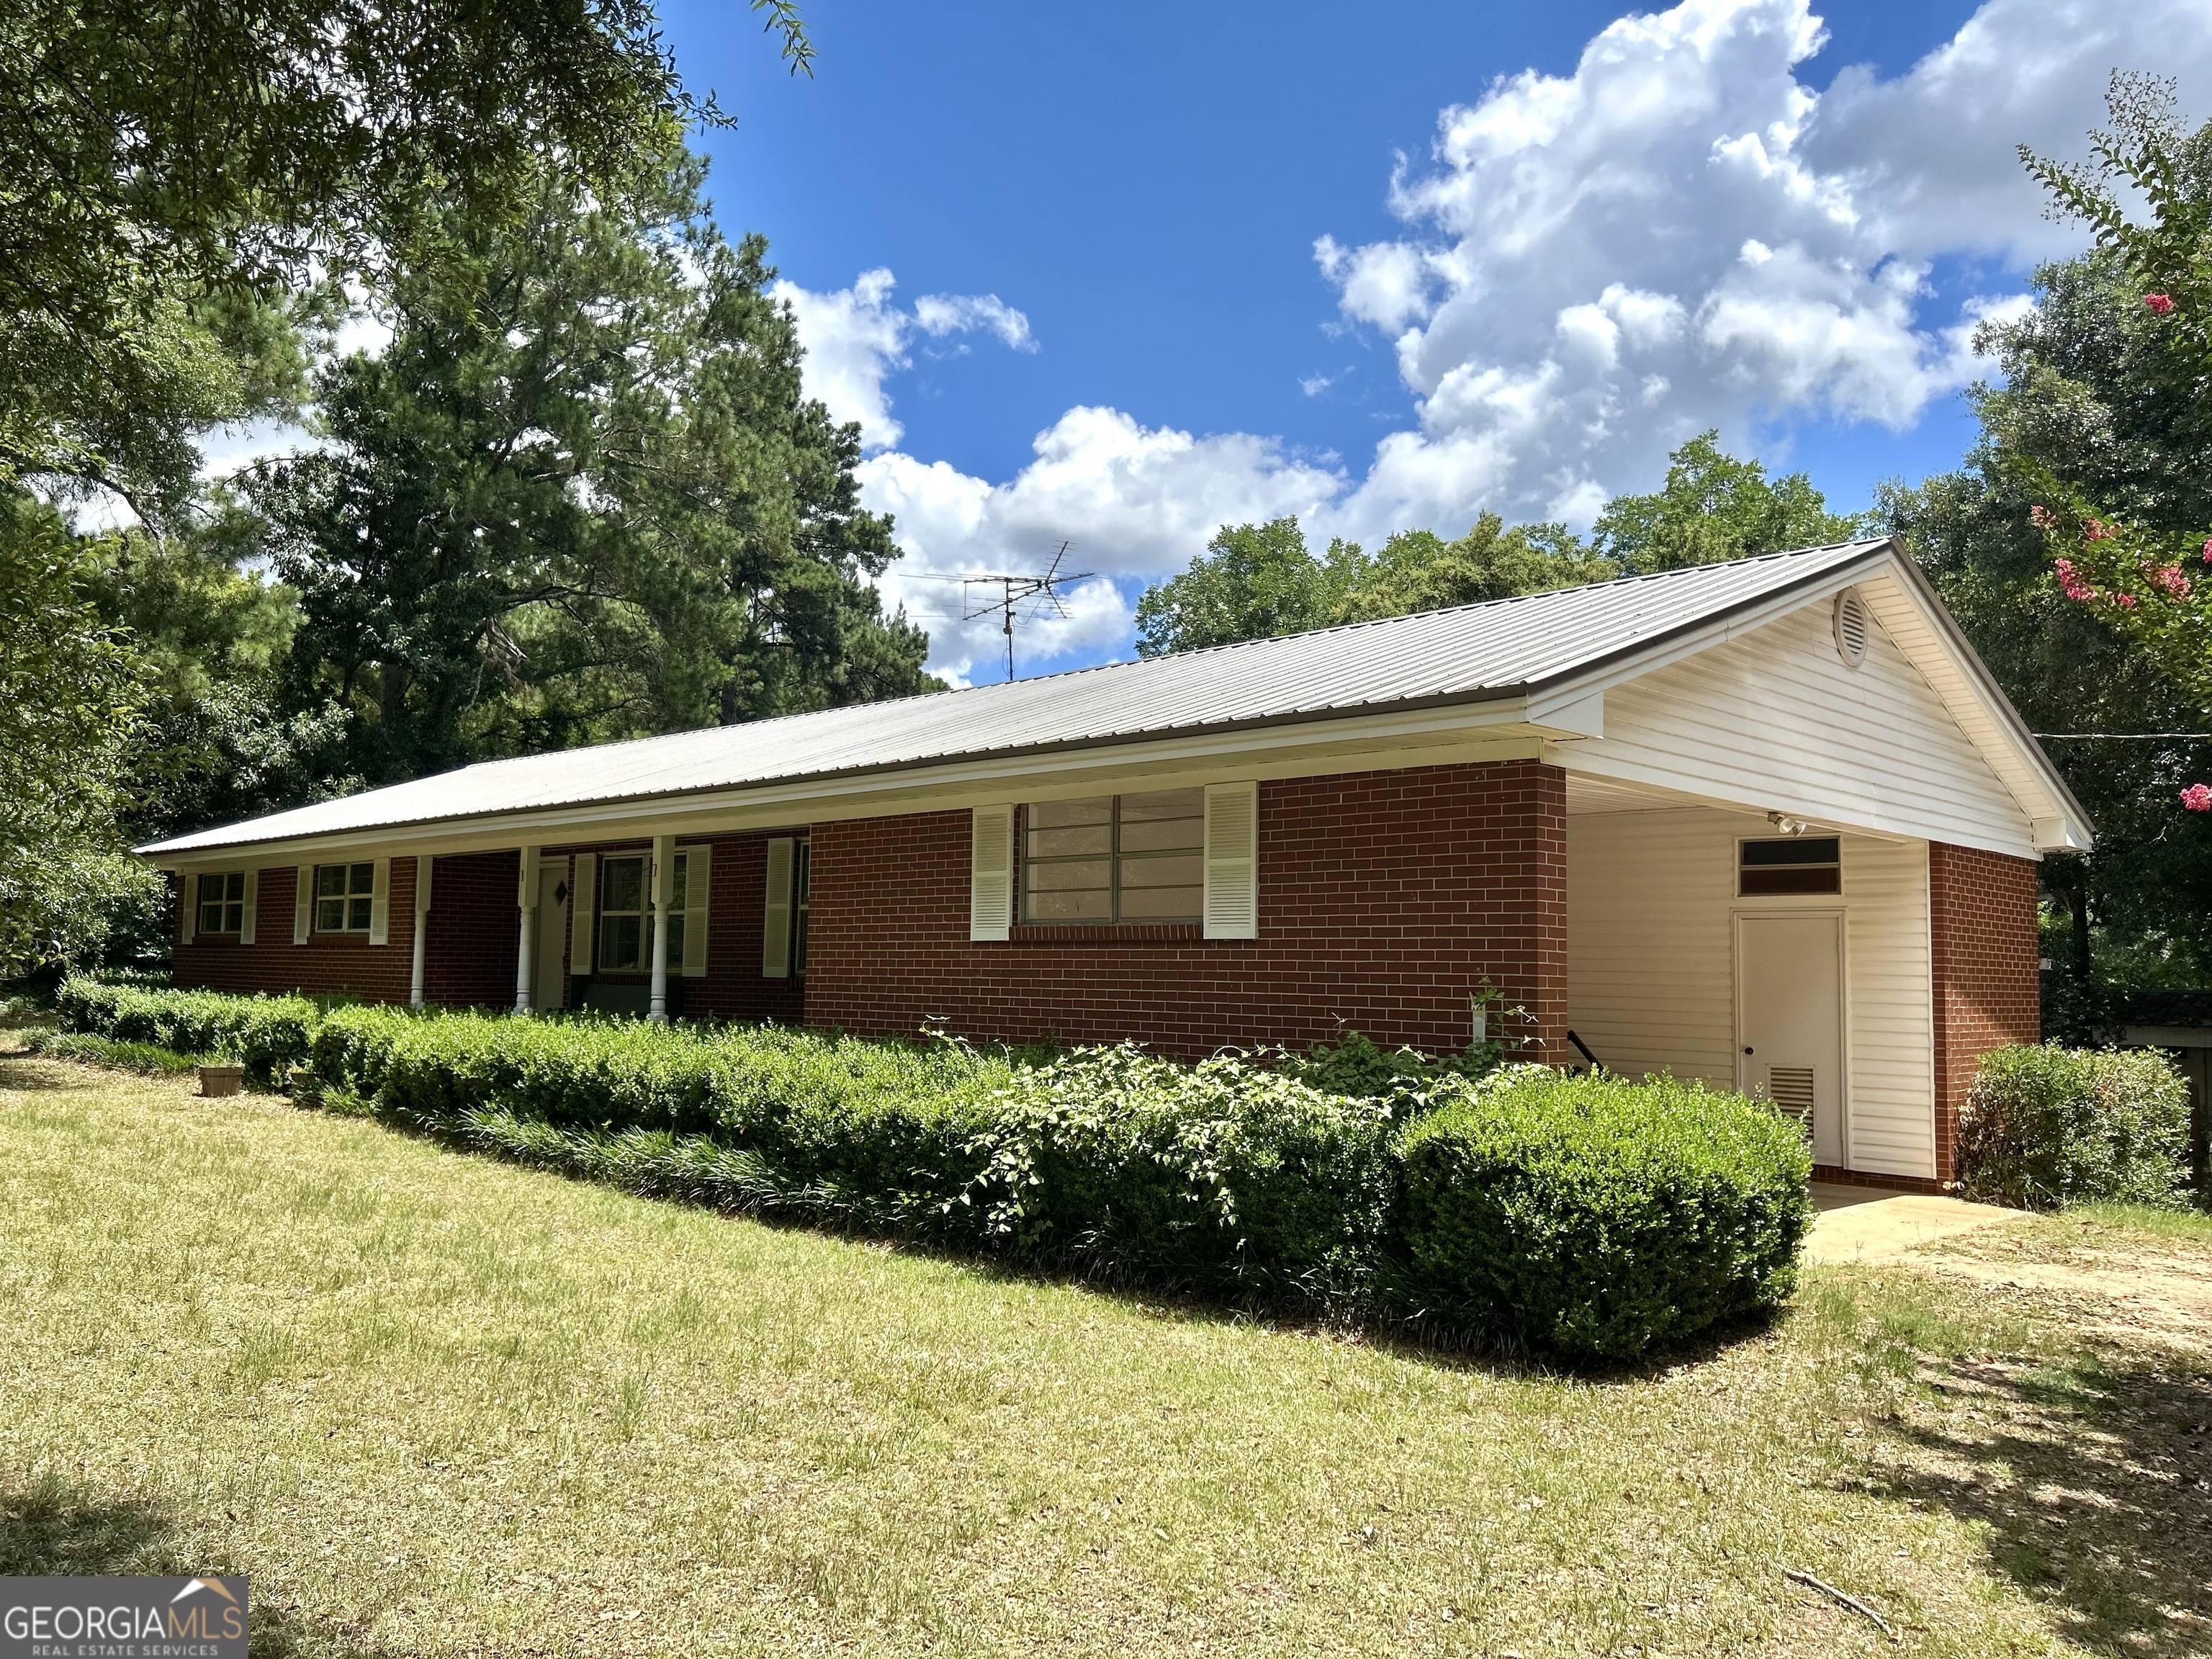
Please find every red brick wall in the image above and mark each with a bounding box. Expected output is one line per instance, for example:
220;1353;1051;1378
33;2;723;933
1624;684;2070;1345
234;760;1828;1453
175;859;418;1002
804;759;1568;1057
1929;841;2042;1185
174;836;807;1022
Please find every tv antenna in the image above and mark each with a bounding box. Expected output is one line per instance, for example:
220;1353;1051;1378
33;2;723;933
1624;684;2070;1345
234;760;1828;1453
961;542;1092;682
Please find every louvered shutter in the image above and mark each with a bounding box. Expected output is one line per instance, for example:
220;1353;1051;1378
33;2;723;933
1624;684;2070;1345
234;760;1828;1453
968;805;1014;942
682;845;711;977
181;873;198;944
1202;782;1258;940
240;870;258;945
763;838;793;977
569;853;595;974
369;857;391;945
293;865;313;943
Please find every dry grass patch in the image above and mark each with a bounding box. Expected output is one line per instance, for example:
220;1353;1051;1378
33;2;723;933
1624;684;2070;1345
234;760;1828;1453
1;1042;2206;1658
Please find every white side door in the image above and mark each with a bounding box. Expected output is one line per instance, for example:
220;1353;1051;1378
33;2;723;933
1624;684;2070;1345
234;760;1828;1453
534;863;570;1010
1736;913;1845;1166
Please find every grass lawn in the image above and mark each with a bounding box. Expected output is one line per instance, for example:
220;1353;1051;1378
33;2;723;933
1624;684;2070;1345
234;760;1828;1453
2;1042;2208;1658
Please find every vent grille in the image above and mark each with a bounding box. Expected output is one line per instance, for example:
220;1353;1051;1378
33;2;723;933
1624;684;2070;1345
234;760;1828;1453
1767;1066;1815;1130
1834;590;1870;666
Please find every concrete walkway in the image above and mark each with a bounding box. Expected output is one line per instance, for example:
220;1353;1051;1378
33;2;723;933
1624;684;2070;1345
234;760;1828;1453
1803;1182;2023;1265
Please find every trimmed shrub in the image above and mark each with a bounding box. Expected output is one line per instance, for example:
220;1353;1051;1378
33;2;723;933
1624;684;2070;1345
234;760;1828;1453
27;1029;202;1076
1395;1069;1812;1359
55;975;321;1088
1959;1044;2190;1210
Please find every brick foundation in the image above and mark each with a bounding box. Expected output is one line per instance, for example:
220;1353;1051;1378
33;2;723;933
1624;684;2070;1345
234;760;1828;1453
1928;841;2041;1185
804;759;1568;1058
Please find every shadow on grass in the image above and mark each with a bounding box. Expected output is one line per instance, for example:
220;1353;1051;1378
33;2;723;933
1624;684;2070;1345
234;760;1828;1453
1867;1349;2212;1656
0;1053;86;1091
0;1476;394;1658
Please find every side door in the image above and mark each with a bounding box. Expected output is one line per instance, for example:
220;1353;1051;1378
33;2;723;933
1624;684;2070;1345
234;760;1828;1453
1736;912;1845;1166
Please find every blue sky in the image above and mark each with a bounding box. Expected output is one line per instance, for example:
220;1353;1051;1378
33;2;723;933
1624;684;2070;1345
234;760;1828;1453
651;0;2211;682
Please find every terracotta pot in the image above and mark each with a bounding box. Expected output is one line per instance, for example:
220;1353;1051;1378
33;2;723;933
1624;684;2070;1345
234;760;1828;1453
197;1064;245;1098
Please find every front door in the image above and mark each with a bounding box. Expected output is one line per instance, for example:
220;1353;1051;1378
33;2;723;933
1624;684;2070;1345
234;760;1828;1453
534;863;569;1010
1737;914;1844;1166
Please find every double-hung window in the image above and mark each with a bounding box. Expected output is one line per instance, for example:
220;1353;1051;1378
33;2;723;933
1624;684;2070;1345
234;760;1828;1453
599;855;647;971
315;863;376;933
1022;789;1204;924
197;873;246;935
597;850;704;973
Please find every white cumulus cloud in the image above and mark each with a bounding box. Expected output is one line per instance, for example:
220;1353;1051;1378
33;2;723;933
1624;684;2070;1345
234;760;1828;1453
773;269;1038;450
781;0;2212;679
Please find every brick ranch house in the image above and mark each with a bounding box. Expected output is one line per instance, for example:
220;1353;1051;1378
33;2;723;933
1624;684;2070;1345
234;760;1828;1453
142;539;2091;1192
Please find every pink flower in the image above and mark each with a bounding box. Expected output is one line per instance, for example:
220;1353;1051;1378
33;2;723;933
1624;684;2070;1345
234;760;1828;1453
2182;783;2212;812
2114;592;2139;608
2146;292;2176;315
2152;564;2193;597
2082;518;2116;541
2054;557;2097;601
2202;536;2212;564
2029;504;2056;530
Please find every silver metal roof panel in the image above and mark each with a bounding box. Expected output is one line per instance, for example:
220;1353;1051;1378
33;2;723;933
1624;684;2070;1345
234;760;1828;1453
142;539;1893;854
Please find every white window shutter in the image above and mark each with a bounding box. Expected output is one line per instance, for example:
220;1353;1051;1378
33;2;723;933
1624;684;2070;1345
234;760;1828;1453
181;873;197;944
240;870;258;945
969;805;1014;942
569;852;595;974
293;865;313;944
682;845;712;977
1202;782;1258;940
369;857;391;945
763;838;793;977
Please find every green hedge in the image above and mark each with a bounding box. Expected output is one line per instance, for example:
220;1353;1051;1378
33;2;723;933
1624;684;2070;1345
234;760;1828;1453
311;1009;1403;1303
26;1029;203;1076
55;975;320;1089
1959;1044;2190;1210
55;981;1813;1357
1396;1070;1813;1359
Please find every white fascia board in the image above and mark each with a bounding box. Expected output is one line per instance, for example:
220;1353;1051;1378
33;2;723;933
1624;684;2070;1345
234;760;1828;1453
146;701;1552;870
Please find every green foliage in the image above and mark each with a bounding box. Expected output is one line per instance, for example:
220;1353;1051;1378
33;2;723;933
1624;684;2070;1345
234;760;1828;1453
56;975;319;1088
1592;432;1871;575
26;1029;202;1076
0;0;778;511
1135;513;1610;657
0;497;163;976
1958;1044;2191;1210
61;986;1812;1357
1395;1070;1812;1359
255;156;938;787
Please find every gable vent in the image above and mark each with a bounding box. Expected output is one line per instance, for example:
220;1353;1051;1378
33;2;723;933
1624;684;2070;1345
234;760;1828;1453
1833;589;1870;667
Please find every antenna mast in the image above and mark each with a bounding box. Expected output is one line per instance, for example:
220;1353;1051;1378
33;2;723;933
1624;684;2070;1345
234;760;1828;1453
961;543;1092;682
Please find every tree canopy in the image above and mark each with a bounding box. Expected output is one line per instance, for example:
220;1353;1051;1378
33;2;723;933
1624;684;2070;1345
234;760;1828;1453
1590;432;1871;575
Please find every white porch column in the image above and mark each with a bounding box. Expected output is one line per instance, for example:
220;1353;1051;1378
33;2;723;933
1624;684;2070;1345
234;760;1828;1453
647;832;673;1022
409;855;433;1007
514;846;540;1013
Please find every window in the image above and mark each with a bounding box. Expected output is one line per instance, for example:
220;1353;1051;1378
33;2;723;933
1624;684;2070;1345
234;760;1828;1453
1739;836;1840;896
599;855;647;971
315;863;376;933
792;840;811;974
197;872;246;935
597;850;703;974
1022;789;1204;923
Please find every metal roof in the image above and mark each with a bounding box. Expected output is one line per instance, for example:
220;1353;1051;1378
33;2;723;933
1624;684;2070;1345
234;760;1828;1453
143;539;1894;855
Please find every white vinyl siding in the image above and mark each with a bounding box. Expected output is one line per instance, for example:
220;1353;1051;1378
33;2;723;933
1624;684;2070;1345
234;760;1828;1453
1566;805;1935;1179
1565;584;2037;858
